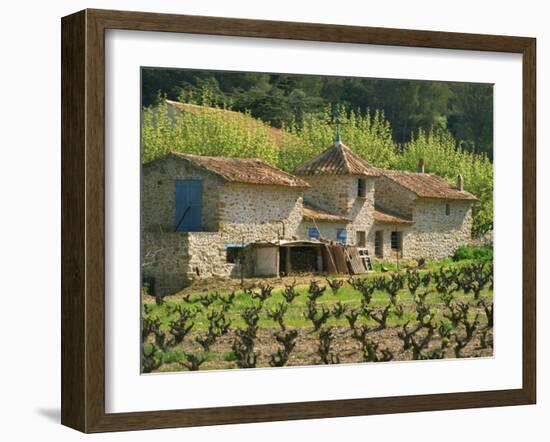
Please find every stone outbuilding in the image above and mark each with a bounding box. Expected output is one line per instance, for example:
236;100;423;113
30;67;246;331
142;139;477;295
141;152;309;295
372;169;477;260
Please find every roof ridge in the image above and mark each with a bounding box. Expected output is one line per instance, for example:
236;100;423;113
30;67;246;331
294;142;379;177
166;152;310;188
379;168;477;201
259;160;313;179
338;143;353;174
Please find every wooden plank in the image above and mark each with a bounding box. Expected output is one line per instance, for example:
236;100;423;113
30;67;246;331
331;245;349;274
61;10;86;432
321;245;337;274
346;246;369;274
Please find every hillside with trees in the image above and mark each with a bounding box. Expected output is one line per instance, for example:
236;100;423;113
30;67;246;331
142;69;494;160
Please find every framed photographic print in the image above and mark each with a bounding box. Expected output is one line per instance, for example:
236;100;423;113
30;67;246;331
61;9;536;433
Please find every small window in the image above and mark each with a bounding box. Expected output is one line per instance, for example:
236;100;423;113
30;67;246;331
226;247;241;264
357;179;367;198
357;231;366;247
445;202;451;216
308;227;320;240
390;231;403;256
374;231;383;258
337;229;347;244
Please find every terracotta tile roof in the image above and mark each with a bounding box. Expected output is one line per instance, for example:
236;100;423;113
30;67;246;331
302;202;350;223
169;152;310;188
374;205;415;225
294;142;380;177
380;170;478;201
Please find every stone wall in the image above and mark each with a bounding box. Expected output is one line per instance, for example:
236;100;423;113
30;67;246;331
368;199;473;261
141;156;223;232
297;220;348;242
142;231;253;295
186;231;250;280
347;176;376;248
302;174;376;247
367;222;413;260
404;199;473;260
218;183;304;242
142;232;191;296
301;175;352;214
374;175;417;217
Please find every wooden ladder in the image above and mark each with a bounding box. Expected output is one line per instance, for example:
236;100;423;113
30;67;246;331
358;248;374;272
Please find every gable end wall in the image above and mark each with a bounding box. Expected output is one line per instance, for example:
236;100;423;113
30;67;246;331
404;199;473;260
141;156;223;232
374;175;417;216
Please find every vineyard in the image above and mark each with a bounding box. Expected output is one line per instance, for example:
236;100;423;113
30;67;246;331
141;260;494;373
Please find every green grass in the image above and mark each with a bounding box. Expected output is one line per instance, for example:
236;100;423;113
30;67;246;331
144;267;492;331
371;257;487;273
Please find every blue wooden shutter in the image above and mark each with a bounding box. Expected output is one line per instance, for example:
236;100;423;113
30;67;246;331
308;227;320;240
175;180;202;232
337;228;347;244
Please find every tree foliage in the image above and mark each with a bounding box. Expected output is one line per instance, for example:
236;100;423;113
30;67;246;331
141;97;279;166
142;69;494;158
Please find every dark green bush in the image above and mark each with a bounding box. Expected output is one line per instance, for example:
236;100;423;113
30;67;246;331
453;245;493;262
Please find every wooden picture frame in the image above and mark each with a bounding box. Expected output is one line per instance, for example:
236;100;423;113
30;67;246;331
61;8;536;433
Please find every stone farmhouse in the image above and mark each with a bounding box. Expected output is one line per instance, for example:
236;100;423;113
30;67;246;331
142;138;477;295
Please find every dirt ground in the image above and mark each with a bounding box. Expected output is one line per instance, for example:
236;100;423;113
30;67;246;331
142;274;332;303
155;325;494;372
145;266;493;373
142;267;422;304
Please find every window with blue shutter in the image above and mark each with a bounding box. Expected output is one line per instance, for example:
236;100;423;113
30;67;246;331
307;227;320;240
337;228;347;244
175;179;203;232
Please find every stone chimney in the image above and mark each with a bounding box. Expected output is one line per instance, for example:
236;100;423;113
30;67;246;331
418;158;425;173
457;174;464;191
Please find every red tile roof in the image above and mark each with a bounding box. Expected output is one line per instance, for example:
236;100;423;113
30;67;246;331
294;142;380;177
168;152;310;188
302;202;350;223
380;170;477;201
